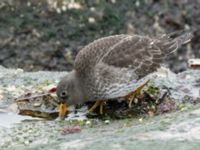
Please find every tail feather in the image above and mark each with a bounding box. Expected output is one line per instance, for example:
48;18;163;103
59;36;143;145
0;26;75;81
161;32;193;55
174;32;192;45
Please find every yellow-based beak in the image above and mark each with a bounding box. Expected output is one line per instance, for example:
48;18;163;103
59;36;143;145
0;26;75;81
59;103;68;120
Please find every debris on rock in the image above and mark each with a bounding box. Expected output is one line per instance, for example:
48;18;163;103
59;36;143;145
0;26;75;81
15;92;59;119
61;125;81;135
188;59;200;68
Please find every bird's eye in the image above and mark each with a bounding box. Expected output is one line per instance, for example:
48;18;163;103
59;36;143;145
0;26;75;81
60;91;67;98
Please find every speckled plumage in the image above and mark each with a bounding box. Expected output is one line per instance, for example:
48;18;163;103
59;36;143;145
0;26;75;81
56;33;192;105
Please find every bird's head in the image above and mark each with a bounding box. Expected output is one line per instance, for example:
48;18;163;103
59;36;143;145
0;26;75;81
56;71;82;119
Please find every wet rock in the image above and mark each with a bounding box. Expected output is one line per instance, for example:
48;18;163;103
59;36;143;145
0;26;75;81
61;125;81;135
0;66;200;150
157;97;177;114
15;92;59;119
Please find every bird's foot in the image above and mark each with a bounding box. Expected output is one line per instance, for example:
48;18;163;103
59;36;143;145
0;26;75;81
124;80;150;108
88;100;106;115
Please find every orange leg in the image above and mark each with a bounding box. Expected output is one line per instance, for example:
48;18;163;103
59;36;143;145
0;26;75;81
124;80;149;108
88;100;106;114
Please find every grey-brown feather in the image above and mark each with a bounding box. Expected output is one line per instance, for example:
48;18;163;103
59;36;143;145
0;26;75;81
74;35;127;74
76;34;191;100
57;33;192;104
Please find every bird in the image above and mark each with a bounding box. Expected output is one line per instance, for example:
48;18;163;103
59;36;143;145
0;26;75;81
56;33;192;118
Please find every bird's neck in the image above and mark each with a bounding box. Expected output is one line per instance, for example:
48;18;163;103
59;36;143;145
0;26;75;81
71;70;87;104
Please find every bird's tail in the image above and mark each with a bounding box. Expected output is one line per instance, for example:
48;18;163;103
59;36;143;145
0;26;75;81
162;32;193;55
173;32;192;46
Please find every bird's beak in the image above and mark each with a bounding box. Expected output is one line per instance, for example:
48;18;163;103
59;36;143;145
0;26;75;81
59;103;68;120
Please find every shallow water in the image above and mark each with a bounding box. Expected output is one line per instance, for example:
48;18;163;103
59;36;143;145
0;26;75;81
0;112;40;128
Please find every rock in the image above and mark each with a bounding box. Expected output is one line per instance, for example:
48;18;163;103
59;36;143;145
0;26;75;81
15;92;59;119
0;66;200;149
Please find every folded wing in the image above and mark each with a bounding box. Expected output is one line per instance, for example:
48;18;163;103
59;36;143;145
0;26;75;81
94;33;192;98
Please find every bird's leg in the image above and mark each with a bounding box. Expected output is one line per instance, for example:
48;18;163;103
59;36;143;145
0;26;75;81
88;100;106;114
124;80;150;108
88;101;101;113
99;100;106;115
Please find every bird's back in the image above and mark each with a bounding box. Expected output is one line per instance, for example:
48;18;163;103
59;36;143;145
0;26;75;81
74;35;128;74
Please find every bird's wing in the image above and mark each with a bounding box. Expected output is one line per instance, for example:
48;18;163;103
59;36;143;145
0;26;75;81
74;35;128;74
98;35;163;79
99;33;192;78
94;33;192;99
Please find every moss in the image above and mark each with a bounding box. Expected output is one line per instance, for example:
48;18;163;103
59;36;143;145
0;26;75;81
146;84;159;95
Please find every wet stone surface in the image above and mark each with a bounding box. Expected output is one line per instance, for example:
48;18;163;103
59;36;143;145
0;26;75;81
15;92;59;119
0;66;200;150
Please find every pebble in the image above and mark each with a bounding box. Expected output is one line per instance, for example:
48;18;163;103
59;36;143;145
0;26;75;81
139;118;143;123
62;5;67;11
104;120;110;124
86;120;91;125
88;17;95;23
14;68;24;74
24;140;30;145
